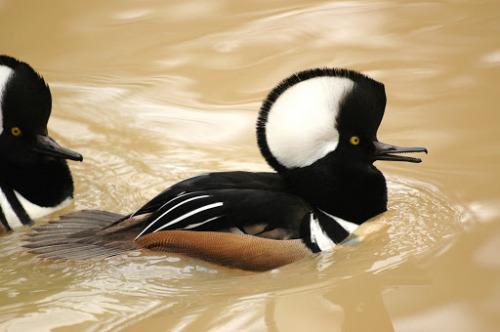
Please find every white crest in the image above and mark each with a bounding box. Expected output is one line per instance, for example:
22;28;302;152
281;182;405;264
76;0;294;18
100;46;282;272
265;76;354;168
0;65;14;136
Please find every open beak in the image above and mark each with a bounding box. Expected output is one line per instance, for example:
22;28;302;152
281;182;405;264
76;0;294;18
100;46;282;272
373;141;427;163
32;135;83;161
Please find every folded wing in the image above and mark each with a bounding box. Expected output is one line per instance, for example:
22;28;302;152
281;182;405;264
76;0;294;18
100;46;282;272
135;188;312;240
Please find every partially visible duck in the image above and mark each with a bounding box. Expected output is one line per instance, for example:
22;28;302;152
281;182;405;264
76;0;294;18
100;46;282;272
0;55;82;232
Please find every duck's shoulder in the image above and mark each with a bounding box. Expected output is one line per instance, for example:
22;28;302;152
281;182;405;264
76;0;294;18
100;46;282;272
137;171;285;215
175;171;286;191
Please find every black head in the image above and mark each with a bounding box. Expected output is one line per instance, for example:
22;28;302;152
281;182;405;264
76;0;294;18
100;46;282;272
256;68;427;173
0;55;82;165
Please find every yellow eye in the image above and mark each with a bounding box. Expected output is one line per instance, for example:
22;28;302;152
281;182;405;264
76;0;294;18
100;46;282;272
11;127;22;137
350;136;360;145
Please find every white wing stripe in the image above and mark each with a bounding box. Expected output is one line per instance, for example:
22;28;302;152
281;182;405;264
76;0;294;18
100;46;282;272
156;191;188;212
135;195;210;239
153;202;224;233
130;191;187;219
183;216;222;230
309;214;336;251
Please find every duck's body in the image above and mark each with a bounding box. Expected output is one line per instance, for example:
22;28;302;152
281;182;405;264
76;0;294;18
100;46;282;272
0;55;82;231
26;68;426;270
126;164;381;252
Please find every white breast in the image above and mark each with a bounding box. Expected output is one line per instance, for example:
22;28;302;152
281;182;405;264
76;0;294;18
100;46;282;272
309;210;360;252
309;214;336;251
0;187;71;229
319;209;359;233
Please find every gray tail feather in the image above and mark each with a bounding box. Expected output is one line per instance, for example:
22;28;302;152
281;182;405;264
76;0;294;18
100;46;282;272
24;210;138;260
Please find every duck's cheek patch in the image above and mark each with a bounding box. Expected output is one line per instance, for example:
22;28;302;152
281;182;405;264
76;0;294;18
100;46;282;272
264;76;354;169
136;230;311;271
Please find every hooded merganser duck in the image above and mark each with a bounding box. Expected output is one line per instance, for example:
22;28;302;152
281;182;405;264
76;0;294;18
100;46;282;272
0;55;83;232
26;68;426;270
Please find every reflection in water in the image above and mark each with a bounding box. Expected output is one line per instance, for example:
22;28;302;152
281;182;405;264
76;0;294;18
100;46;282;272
139;221;498;332
1;0;499;331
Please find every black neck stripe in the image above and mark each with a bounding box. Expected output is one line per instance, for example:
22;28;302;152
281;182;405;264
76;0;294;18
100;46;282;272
0;185;33;226
301;210;354;253
0;205;12;231
316;211;350;243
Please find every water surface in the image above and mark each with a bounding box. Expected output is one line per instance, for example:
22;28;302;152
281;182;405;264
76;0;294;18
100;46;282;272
0;1;499;331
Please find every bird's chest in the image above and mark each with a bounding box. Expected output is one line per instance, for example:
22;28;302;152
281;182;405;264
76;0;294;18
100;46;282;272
0;185;71;230
288;174;387;224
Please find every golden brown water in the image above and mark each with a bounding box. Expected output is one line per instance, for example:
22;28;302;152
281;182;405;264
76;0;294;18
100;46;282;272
1;1;500;331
